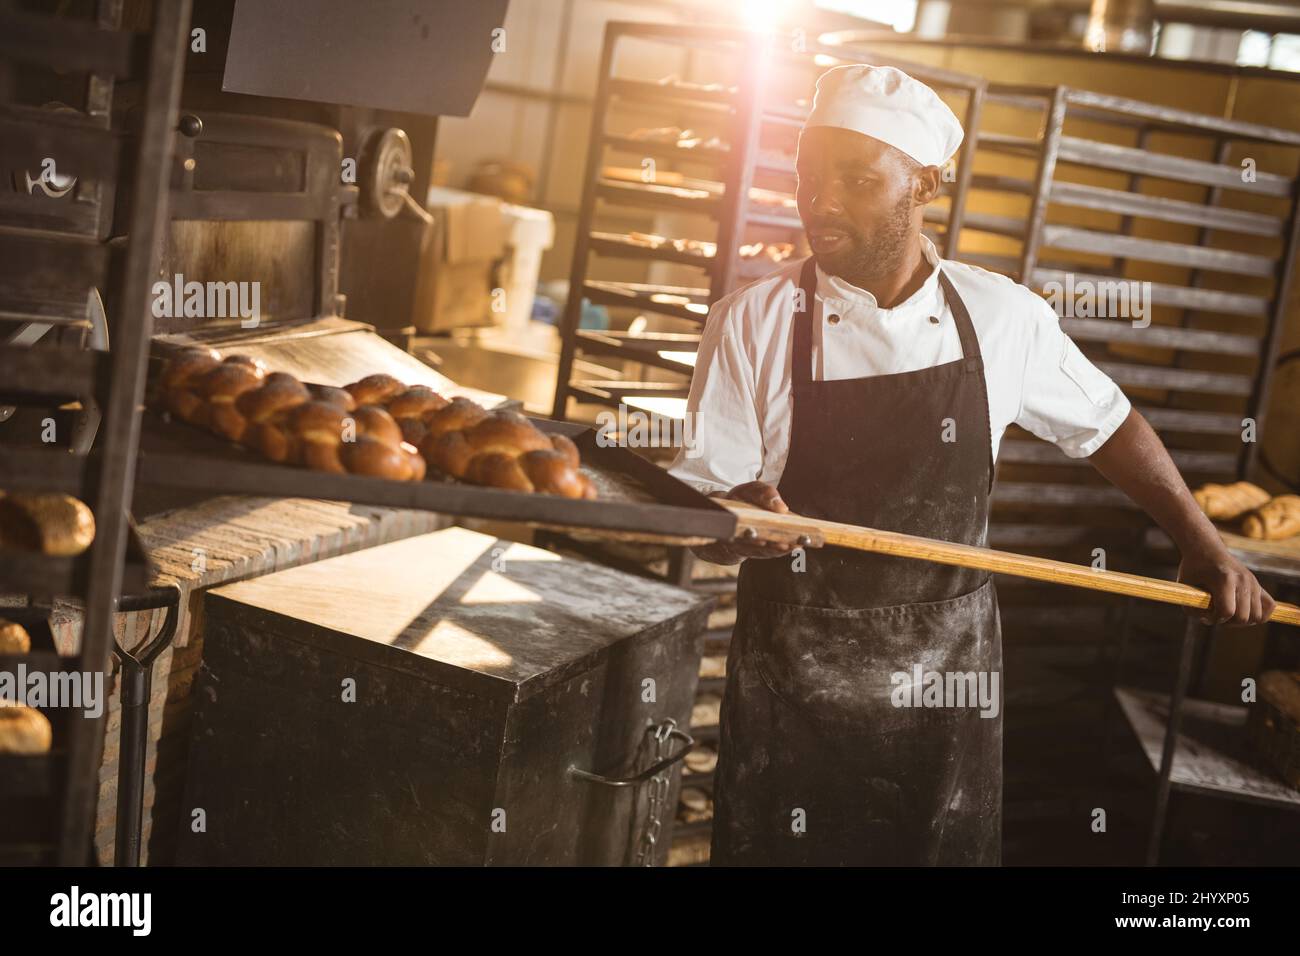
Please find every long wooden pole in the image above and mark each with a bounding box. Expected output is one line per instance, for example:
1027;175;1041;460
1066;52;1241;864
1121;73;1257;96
714;499;1300;627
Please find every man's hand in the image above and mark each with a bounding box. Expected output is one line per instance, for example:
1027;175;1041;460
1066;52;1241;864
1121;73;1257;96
691;481;797;565
1179;548;1275;627
1089;410;1276;629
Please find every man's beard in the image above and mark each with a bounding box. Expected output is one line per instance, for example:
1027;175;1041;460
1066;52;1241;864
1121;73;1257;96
810;192;914;285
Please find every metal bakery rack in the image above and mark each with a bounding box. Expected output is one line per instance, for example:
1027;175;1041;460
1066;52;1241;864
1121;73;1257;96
0;0;190;865
923;81;1300;649
551;21;987;422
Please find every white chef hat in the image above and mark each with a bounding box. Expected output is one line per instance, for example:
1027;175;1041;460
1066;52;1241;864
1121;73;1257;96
804;64;963;169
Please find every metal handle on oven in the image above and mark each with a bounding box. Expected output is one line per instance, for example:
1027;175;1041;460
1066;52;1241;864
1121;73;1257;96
568;722;695;788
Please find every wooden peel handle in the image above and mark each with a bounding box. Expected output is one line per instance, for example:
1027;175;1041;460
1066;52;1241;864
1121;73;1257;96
713;498;1300;628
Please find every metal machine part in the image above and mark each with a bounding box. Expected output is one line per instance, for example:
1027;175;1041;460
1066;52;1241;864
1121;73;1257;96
360;127;416;220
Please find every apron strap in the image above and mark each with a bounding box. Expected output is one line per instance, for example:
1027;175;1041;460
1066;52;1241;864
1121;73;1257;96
937;268;996;491
792;256;818;388
937;269;983;371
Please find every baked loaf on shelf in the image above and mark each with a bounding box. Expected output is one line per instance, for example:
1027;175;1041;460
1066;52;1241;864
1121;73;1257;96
0;619;31;654
155;351;597;496
1192;481;1272;521
1242;495;1300;541
0;703;52;754
0;492;96;556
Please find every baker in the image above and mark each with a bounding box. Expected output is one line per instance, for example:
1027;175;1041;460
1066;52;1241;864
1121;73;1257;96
670;64;1276;866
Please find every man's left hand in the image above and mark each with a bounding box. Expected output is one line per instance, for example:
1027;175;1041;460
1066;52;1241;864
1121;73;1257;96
1178;550;1275;627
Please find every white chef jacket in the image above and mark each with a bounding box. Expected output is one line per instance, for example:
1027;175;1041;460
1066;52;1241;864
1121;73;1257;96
669;236;1132;496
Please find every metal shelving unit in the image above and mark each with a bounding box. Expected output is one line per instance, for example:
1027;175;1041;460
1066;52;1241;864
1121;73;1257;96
932;84;1300;653
0;0;191;865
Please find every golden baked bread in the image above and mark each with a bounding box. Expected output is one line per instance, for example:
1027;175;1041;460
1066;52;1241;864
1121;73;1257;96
345;373;406;407
0;492;96;556
160;347;223;425
386;386;450;445
307;384;357;411
421;397;490;442
548;433;580;470
238;374;311;462
291;401;351;474
386;385;448;420
158;351;434;482
1243;495;1300;540
519;449;590;498
417;410;596;498
196;355;267;442
0;618;31;654
0;703;52;754
348;405;404;448
1193;481;1271;521
422;412;549;480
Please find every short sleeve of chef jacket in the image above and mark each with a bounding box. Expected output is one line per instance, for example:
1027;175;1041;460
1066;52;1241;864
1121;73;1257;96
1012;286;1131;458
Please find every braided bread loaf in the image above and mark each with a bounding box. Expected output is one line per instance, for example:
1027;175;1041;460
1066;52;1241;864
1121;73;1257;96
1193;481;1272;521
156;351;595;495
156;352;425;481
420;408;597;499
1242;495;1300;541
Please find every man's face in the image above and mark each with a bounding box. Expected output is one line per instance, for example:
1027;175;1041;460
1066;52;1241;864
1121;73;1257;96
795;126;938;282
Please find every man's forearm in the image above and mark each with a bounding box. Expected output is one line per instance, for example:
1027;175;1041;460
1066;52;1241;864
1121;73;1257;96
1087;409;1224;555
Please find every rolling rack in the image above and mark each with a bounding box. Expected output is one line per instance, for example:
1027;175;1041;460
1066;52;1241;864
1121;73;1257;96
0;0;191;864
944;86;1300;826
544;21;988;863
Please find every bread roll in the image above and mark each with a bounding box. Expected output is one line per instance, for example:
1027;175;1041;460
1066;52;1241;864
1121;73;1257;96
520;449;588;498
0;619;31;654
1243;495;1300;541
345;373;406;406
159;347;222;390
0;492;96;556
548;433;581;470
307;384;357;411
0;703;52;754
386;386;448;420
388;386;450;445
1193;481;1271;521
160;347;223;425
291;401;350;474
340;435;411;480
424;430;473;479
463;413;552;460
238;375;311;462
197;356;267;442
466;452;534;492
422;397;489;441
347;405;404;448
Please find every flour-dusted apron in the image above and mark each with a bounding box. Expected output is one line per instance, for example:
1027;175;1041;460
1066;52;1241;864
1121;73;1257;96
711;257;1003;866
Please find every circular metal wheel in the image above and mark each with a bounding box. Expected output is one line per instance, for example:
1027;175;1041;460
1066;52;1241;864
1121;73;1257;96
360;127;414;219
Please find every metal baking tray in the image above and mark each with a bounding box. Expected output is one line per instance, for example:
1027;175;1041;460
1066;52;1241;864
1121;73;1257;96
135;411;737;542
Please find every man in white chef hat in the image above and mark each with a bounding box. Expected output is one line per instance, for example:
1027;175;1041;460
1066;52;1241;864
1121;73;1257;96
672;65;1274;866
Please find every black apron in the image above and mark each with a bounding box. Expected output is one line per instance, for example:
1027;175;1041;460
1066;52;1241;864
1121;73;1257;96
711;257;1003;866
